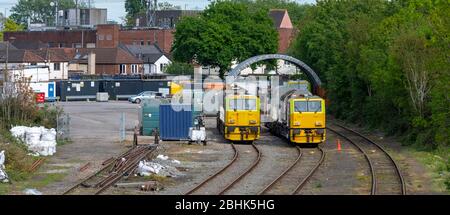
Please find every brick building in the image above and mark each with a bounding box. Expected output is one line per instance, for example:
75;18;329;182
4;24;174;54
269;9;296;53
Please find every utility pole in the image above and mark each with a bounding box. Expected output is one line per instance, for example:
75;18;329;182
76;0;78;26
4;41;8;85
147;0;158;27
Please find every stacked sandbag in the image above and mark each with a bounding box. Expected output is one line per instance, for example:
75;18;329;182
0;150;8;183
10;126;57;156
39;128;57;156
10;126;28;142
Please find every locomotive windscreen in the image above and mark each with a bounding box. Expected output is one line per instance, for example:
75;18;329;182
229;98;257;110
294;101;322;112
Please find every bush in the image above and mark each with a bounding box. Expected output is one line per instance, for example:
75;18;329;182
0;130;34;181
0;77;62;183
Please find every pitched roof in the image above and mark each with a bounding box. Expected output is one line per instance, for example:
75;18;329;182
11;40;48;50
123;44;167;63
31;48;72;62
269;9;293;29
0;49;44;63
0;42;18;51
124;44;164;56
73;47;143;64
143;53;164;63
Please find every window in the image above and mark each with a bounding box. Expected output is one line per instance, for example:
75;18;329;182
30;63;37;66
308;101;322;112
160;63;166;72
294;101;322;112
294;101;307;112
98;34;104;40
147;41;151;45
140;40;144;45
131;64;138;74
53;63;61;71
228;98;257;111
106;34;112;40
120;64;126;74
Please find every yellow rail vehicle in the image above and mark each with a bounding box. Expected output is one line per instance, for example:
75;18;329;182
267;88;326;145
288;97;326;144
218;95;261;142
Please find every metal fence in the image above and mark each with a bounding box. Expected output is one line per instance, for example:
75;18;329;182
56;112;71;141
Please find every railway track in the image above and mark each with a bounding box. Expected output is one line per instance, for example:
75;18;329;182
258;145;325;195
185;142;261;195
327;124;406;195
63;145;156;195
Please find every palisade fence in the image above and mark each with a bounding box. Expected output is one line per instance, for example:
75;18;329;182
56;112;71;141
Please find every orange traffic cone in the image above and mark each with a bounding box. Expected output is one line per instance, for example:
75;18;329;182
337;139;342;151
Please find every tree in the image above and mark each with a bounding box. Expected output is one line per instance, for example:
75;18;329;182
158;2;181;10
172;0;278;77
125;0;147;26
0;19;24;41
165;62;194;75
288;0;449;148
10;0;76;27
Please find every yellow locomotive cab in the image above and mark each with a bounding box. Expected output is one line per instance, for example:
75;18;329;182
289;98;326;144
218;95;261;142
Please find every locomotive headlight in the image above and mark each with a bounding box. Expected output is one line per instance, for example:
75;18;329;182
229;119;235;124
294;122;300;126
315;121;323;126
249;120;256;124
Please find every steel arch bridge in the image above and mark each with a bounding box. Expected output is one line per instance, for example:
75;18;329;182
228;54;322;91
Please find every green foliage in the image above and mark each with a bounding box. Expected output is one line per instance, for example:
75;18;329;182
172;0;278;78
165;61;194;75
0;131;34;181
289;0;449;148
10;0;76;27
0;18;24;40
0;81;61;184
125;0;147;26
158;2;181;10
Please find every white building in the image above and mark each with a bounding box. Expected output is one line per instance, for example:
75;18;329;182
124;44;171;75
5;65;51;82
0;49;70;81
145;54;171;74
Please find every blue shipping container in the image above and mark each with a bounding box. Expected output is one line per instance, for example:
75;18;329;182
159;104;193;140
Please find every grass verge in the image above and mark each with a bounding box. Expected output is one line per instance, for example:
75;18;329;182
408;145;450;193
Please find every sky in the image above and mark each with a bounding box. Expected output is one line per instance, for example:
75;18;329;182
0;0;315;23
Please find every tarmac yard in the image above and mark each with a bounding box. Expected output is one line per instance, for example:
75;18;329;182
27;101;444;195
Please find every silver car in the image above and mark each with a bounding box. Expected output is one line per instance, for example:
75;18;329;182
128;91;163;104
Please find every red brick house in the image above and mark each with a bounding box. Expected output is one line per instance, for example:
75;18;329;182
269;9;296;53
70;46;143;75
4;24;174;54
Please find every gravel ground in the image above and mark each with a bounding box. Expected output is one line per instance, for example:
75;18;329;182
298;130;371;195
30;102;443;195
223;132;297;195
38;101;139;195
331;119;444;194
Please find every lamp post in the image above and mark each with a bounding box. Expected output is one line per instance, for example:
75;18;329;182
50;1;58;27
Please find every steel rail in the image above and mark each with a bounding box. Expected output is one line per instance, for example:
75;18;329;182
185;143;238;195
333;123;406;195
327;126;377;195
291;146;326;194
258;146;302;195
218;143;262;195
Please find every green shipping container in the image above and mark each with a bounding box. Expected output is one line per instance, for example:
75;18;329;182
140;98;169;136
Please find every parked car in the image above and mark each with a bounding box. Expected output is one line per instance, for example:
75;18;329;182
128;91;163;104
